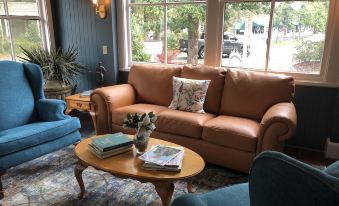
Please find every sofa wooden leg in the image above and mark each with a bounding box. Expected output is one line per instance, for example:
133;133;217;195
0;170;5;200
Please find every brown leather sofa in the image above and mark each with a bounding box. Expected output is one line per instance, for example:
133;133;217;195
90;64;297;173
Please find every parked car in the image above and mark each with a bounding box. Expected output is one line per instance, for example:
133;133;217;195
179;32;250;59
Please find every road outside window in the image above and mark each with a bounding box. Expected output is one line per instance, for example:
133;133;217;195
222;0;329;74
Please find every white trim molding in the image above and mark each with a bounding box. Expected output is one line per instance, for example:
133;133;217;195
116;0;129;71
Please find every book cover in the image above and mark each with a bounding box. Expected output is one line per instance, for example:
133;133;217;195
89;143;132;155
138;145;183;166
92;133;133;152
88;144;132;159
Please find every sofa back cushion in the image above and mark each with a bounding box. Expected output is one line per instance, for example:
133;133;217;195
128;64;182;106
181;65;226;114
0;61;37;131
220;69;294;121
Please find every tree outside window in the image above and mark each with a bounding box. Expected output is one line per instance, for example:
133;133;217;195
0;0;45;61
128;0;206;65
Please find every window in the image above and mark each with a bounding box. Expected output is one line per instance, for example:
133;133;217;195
0;0;49;61
127;0;206;65
118;0;337;83
221;0;330;75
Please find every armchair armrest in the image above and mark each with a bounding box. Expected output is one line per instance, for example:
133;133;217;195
249;151;339;206
257;102;297;153
90;84;136;134
36;99;69;121
324;161;339;178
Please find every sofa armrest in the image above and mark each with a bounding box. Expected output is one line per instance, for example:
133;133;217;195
249;151;339;206
90;84;136;134
257;102;297;153
36;99;70;121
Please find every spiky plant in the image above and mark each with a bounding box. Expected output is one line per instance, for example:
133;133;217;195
19;46;87;85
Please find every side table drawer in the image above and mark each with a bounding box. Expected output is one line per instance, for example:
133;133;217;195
69;101;91;111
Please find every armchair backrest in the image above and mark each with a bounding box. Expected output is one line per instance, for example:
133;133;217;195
0;61;44;131
249;151;339;206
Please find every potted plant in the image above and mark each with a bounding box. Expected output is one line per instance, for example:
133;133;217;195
19;46;87;100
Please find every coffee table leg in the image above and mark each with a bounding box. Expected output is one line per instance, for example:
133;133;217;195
187;178;195;193
153;182;174;206
74;162;88;199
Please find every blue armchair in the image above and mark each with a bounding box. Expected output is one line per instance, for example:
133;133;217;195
0;61;81;199
172;151;339;206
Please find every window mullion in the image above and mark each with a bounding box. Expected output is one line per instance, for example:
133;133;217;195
264;0;276;72
3;0;15;61
37;0;47;50
164;3;167;64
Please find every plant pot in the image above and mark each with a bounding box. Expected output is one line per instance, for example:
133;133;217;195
44;80;73;100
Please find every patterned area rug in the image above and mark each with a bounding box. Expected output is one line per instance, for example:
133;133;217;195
0;113;247;206
1;146;247;206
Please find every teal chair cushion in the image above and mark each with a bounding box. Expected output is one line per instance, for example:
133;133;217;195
172;183;249;206
0;117;80;156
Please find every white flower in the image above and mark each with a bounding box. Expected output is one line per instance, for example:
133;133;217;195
150;116;157;123
142;115;151;125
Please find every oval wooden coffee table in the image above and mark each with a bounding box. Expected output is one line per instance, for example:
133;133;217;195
74;136;205;206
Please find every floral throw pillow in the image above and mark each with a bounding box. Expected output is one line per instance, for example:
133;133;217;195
169;77;211;113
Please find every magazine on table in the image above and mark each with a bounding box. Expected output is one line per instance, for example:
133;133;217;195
142;150;184;172
138;144;183;166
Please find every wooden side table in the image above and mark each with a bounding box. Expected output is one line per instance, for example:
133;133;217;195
65;94;97;133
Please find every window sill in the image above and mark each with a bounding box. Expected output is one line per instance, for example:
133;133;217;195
119;65;339;88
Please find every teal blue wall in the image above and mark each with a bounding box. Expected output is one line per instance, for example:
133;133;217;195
52;0;118;92
287;85;338;150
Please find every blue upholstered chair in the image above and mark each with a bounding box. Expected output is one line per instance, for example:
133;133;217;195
0;61;81;199
172;151;339;206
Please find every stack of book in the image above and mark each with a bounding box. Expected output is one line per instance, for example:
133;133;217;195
80;90;93;98
139;145;184;172
88;133;133;159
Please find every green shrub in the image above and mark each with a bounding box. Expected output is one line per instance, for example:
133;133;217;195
131;14;150;62
293;40;324;63
167;33;179;50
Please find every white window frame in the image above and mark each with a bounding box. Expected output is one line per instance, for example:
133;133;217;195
117;0;338;86
205;0;337;84
117;0;206;70
0;0;54;61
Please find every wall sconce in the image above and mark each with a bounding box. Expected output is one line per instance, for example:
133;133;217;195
92;0;106;19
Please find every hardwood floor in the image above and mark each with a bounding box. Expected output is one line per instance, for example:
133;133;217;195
284;146;335;168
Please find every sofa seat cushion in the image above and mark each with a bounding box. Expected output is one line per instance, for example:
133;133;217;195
111;104;169;126
202;115;260;152
156;109;215;139
0;117;81;156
